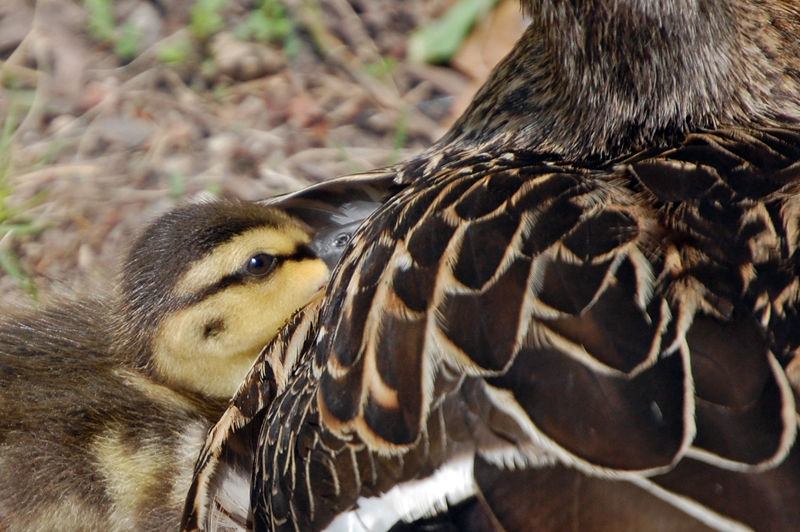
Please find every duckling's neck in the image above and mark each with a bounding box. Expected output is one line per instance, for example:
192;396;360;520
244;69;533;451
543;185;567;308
106;302;230;422
442;0;800;159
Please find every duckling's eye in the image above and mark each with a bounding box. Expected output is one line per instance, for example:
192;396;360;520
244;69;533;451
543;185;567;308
246;253;276;277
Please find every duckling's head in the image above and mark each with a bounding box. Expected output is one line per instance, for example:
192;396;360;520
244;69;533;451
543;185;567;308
117;201;330;400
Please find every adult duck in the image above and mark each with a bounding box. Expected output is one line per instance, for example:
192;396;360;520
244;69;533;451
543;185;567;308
183;2;800;531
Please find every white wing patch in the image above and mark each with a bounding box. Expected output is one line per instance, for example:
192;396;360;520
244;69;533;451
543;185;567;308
323;457;476;532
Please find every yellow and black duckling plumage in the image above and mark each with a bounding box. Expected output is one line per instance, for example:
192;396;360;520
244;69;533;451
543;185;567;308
183;2;800;532
0;200;335;532
115;201;331;401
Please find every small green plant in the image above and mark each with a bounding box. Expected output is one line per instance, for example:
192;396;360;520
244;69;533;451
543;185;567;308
0;97;43;299
0;105;15;181
235;0;293;45
83;0;142;62
169;171;186;198
0;249;37;300
190;0;226;40
365;57;397;79
114;21;141;62
83;0;116;43
157;38;194;64
33;140;62;168
204;182;222;197
408;0;500;64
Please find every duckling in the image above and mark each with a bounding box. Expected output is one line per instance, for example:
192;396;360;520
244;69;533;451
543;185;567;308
0;200;333;532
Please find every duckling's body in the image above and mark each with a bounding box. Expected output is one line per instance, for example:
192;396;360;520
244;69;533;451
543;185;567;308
0;296;219;532
0;201;331;532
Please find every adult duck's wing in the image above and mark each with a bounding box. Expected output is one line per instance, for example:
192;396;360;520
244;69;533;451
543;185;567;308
253;129;800;532
181;128;800;532
263;168;406;232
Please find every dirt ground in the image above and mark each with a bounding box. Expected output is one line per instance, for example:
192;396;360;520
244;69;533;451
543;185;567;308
0;0;526;305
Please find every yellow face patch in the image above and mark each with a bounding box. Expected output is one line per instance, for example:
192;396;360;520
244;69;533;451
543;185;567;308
152;253;329;399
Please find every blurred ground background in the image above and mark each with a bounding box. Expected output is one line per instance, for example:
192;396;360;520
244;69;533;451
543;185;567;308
0;0;527;304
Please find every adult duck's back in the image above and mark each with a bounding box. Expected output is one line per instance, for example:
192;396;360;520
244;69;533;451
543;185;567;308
182;2;800;532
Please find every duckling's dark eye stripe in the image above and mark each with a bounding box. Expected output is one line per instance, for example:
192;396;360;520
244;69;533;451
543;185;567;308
179;244;318;309
185;265;282;307
290;244;317;262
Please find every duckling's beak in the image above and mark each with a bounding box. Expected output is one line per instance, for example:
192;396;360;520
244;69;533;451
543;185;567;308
309;220;363;270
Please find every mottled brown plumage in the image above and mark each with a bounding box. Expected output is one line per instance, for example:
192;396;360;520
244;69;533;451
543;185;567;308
447;0;800;158
182;2;800;532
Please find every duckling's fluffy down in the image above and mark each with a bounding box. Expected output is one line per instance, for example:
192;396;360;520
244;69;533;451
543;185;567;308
0;294;225;532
